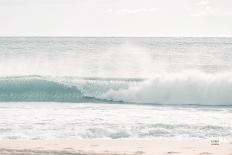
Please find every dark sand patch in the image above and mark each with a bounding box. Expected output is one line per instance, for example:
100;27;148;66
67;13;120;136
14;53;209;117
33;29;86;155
0;148;136;155
167;151;180;154
199;152;211;155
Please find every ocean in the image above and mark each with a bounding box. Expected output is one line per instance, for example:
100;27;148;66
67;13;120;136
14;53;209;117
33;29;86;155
0;37;231;141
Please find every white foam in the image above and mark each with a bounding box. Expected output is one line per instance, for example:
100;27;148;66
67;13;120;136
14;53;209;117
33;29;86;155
100;70;232;105
0;102;231;141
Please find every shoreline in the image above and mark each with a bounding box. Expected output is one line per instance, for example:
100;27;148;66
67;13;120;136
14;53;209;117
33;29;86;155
0;139;231;155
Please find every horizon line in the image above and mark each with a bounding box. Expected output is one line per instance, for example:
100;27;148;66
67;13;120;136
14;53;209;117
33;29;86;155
0;36;232;38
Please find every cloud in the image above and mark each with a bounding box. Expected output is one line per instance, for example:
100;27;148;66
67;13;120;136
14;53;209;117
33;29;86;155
119;8;157;14
191;6;213;16
105;8;157;14
0;0;83;6
191;0;232;17
197;0;209;6
191;5;232;17
192;0;212;16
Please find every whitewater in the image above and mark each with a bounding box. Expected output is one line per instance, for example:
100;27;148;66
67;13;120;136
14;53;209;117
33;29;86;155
0;37;231;141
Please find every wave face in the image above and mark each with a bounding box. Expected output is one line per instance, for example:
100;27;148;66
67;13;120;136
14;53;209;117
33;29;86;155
0;78;84;102
1;72;232;106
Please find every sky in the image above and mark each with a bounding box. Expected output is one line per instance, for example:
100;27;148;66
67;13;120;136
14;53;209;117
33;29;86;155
0;0;232;37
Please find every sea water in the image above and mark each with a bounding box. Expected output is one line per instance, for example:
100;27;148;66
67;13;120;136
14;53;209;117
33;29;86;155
0;37;231;141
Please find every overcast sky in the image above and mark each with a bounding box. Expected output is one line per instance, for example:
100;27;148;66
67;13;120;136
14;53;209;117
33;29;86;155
0;0;232;37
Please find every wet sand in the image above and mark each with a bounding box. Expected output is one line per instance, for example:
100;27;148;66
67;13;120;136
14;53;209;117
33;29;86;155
0;139;231;155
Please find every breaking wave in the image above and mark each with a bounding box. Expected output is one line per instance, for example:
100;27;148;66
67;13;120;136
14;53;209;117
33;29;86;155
1;71;232;106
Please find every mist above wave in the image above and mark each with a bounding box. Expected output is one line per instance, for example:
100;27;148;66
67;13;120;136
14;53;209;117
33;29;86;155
1;37;232;78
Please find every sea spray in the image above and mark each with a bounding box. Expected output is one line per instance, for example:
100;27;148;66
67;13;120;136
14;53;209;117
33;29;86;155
100;71;232;105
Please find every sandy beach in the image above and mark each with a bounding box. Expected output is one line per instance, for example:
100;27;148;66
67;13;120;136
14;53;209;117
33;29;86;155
0;139;231;155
